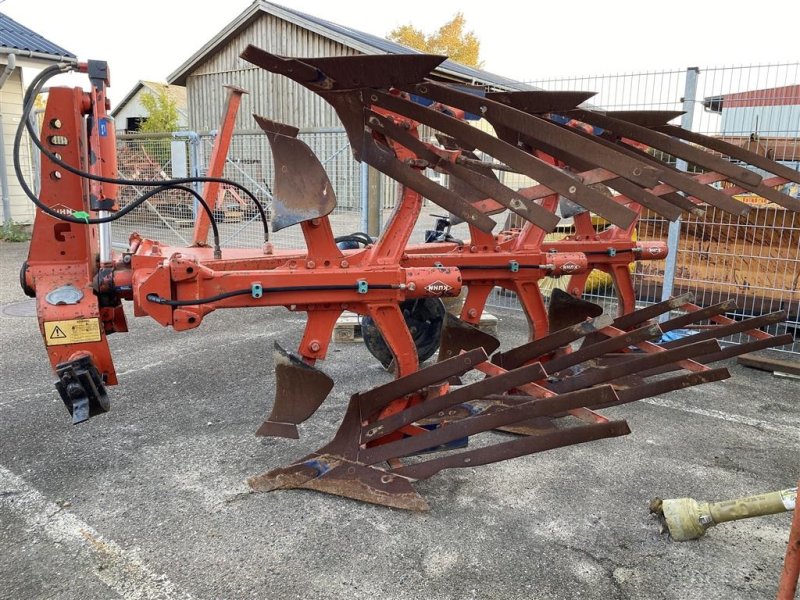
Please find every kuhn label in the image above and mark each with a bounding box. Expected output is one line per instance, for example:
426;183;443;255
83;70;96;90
425;281;453;295
49;204;73;216
561;262;580;272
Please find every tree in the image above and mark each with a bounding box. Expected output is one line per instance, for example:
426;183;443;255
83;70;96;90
139;87;180;133
388;12;483;68
137;87;181;173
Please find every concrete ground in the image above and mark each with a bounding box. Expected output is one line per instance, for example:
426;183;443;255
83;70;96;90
1;240;798;600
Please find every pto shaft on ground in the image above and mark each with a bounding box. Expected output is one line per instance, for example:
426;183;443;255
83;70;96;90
651;487;797;541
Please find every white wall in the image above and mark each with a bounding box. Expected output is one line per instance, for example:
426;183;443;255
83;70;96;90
721;105;800;137
113;90;148;133
0;67;35;223
113;87;188;134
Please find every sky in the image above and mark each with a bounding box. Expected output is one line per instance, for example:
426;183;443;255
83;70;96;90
2;0;799;102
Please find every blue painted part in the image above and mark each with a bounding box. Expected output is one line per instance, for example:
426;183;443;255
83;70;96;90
251;283;263;299
357;279;368;294
419;423;469;452
303;459;332;476
547;113;605;136
409;94;434;107
657;329;695;344
408;92;481;121
99;118;108;137
509;260;520;272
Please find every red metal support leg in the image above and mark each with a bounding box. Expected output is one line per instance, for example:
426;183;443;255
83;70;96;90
298;309;343;364
513;280;549;340
192;85;248;246
608;263;638;316
460;284;494;325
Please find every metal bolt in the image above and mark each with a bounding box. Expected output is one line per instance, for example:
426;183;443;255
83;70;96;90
340;260;349;268
50;171;62;181
309;341;321;352
468;308;478;318
569;185;577;194
306;261;315;269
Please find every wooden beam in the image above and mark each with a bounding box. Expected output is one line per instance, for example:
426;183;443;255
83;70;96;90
738;353;800;377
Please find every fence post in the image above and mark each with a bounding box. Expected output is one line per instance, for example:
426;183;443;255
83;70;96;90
173;131;201;217
367;166;382;236
29;111;42;196
359;161;369;233
660;67;699;316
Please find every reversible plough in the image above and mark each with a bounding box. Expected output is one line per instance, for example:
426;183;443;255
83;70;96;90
17;50;799;509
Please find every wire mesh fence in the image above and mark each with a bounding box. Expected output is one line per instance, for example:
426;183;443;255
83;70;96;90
111;128;365;251
111;134;195;247
108;62;800;355
518;63;800;354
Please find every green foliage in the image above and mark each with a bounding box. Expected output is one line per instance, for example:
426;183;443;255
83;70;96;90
139;88;180;134
136;87;180;166
0;221;31;242
388;12;483;68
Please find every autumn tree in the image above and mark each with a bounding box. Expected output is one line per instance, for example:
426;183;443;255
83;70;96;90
388;12;483;68
140;87;180;133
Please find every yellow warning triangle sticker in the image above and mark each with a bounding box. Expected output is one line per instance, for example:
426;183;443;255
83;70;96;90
49;325;68;339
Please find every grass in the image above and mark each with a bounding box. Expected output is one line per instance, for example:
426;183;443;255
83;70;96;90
0;221;31;242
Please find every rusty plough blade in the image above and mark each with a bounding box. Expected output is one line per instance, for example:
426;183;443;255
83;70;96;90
248;348;631;510
240;46;656;229
255;342;334;439
546;288;604;333
437;312;501;362
483;91;800;216
254;115;337;231
247;294;789;510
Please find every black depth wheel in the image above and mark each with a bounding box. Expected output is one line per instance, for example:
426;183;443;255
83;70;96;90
361;298;446;368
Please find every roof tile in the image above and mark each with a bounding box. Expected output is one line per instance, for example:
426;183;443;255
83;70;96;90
0;12;76;58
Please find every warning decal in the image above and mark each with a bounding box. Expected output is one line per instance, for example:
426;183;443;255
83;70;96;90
44;318;102;346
